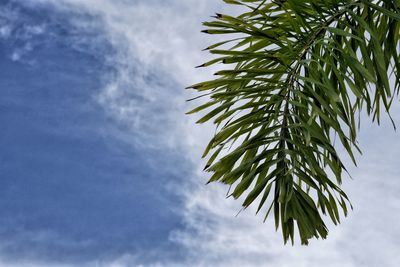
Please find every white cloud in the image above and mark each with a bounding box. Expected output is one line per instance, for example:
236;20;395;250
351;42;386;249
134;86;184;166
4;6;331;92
0;5;18;37
10;42;33;61
30;0;241;151
0;25;12;39
6;1;400;266
0;5;47;62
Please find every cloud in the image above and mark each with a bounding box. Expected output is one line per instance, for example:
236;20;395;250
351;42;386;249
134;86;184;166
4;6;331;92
0;26;12;38
0;4;47;63
22;0;204;151
0;6;16;42
28;0;244;153
5;0;400;266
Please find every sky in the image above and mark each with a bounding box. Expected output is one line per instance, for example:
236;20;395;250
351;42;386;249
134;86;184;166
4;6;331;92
0;0;399;266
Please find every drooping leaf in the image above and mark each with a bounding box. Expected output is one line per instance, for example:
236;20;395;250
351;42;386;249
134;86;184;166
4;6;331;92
188;0;400;245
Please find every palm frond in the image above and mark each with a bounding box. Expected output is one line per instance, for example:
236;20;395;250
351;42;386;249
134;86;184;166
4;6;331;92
188;0;400;245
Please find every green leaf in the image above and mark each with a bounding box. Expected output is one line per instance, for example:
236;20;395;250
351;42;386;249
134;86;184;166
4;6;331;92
187;0;399;245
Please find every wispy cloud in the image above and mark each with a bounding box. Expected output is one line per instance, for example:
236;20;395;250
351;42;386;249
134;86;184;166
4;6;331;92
0;25;12;39
5;0;400;266
26;0;212;151
0;5;47;63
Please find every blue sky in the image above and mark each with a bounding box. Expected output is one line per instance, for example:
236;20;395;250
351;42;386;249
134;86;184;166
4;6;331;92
0;1;399;266
0;1;186;264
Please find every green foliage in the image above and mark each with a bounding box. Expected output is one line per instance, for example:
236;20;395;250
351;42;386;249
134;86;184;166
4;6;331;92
187;0;400;245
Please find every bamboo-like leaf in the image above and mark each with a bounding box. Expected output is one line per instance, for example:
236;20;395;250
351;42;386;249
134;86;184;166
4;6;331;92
188;0;400;245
